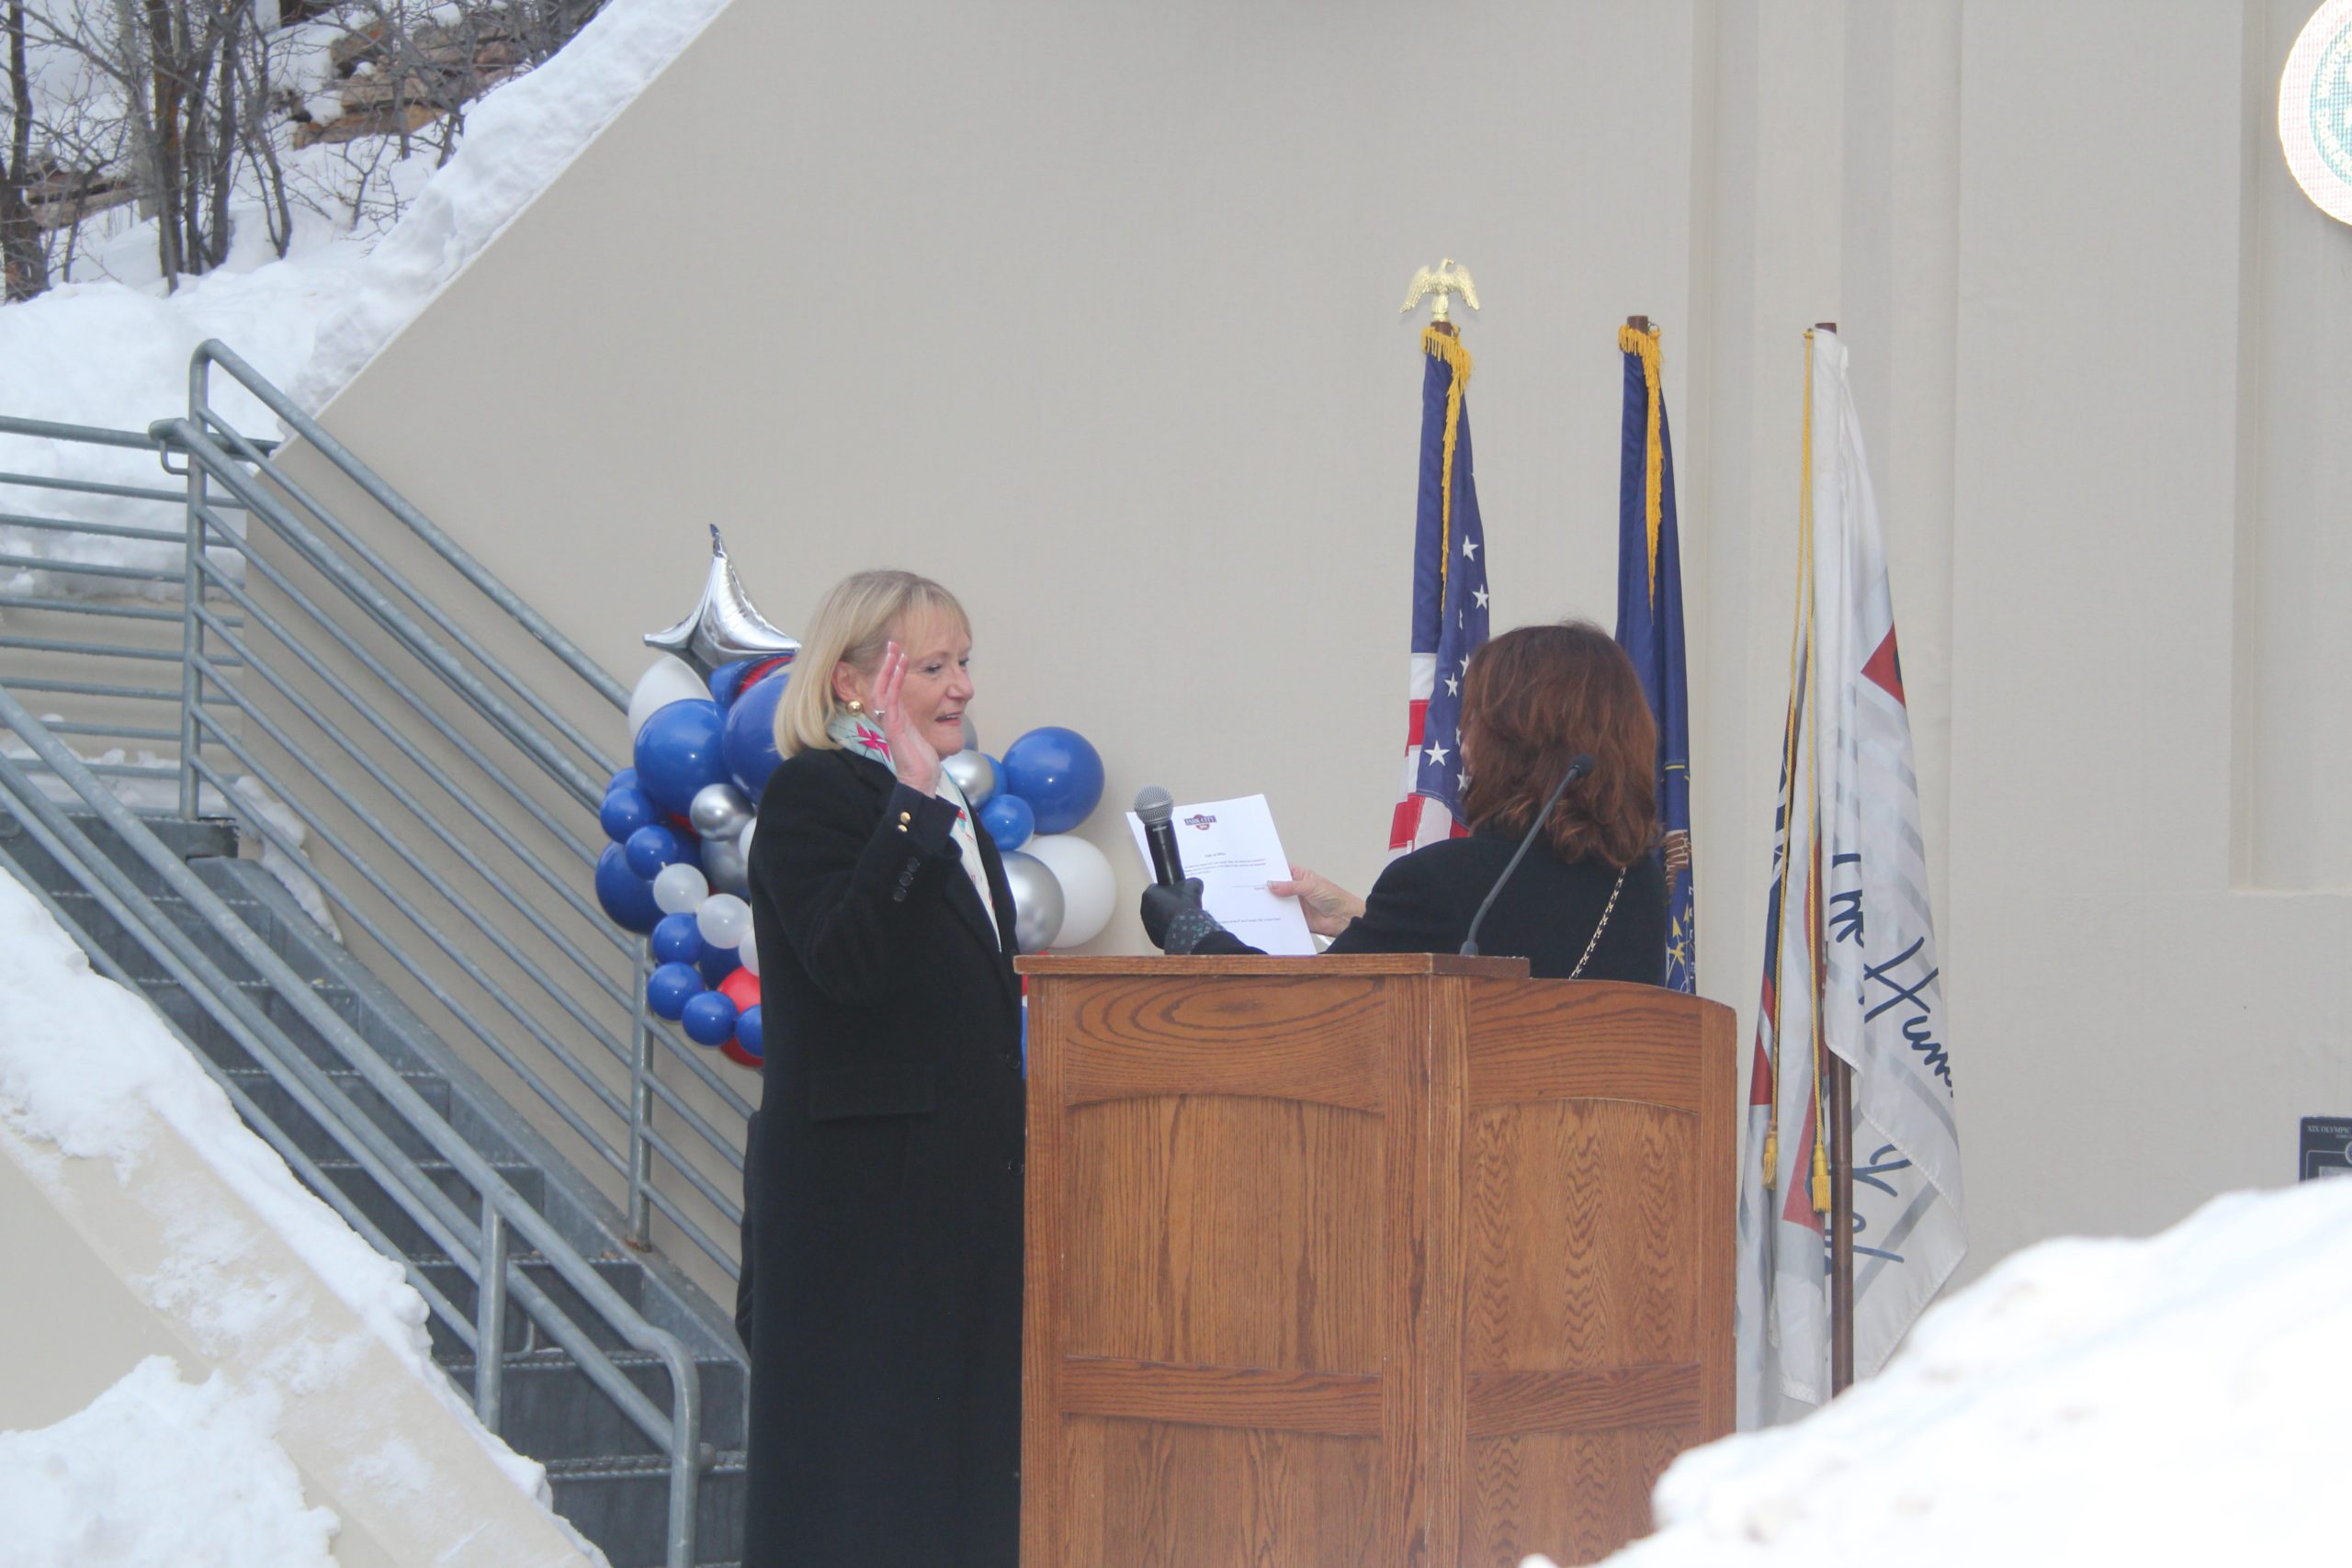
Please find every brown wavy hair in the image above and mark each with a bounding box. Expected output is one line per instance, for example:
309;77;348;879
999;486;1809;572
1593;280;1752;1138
1458;621;1658;868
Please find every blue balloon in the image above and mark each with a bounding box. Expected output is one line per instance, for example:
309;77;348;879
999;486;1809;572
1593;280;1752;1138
723;671;789;800
607;767;639;793
707;660;759;708
594;844;662;933
647;962;704;1021
978;791;1034;851
600;784;654;844
1000;726;1104;835
697;945;741;986
634;699;729;817
735;1005;764;1060
650;912;704;965
624;823;686;880
681;989;740;1046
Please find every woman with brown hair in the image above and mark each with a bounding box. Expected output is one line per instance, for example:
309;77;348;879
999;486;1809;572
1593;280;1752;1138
1142;620;1668;983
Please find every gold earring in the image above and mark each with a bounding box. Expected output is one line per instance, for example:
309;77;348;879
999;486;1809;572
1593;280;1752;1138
845;697;863;714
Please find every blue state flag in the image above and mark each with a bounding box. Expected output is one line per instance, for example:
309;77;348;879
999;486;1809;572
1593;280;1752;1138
1613;323;1696;992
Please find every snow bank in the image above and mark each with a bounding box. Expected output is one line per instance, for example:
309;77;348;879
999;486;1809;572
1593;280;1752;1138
0;0;731;581
1567;1176;2352;1566
294;0;733;410
0;1356;339;1568
0;867;537;1499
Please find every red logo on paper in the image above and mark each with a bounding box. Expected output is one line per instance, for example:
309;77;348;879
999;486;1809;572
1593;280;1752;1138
1182;814;1216;830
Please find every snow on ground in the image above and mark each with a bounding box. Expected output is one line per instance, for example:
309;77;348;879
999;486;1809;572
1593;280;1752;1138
1553;1175;2352;1567
0;1356;339;1568
0;0;731;582
0;865;539;1500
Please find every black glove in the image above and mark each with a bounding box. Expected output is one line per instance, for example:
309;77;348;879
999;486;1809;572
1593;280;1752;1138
1139;877;1226;954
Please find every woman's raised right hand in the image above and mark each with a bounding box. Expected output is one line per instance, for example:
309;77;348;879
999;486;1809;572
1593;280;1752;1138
1268;863;1363;938
875;642;942;795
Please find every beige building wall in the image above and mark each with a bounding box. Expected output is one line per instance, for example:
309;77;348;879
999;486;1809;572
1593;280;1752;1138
279;0;2352;1294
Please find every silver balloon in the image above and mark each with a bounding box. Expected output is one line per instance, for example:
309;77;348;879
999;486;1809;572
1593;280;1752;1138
699;837;752;897
940;748;996;805
1000;850;1065;954
959;713;979;753
689;781;755;841
643;525;802;677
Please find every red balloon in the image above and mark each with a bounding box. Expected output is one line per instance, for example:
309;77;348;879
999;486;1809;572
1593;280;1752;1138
718;967;763;1066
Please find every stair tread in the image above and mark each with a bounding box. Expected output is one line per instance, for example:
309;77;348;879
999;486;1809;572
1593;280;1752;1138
542;1451;749;1480
312;1155;536;1174
438;1345;740;1373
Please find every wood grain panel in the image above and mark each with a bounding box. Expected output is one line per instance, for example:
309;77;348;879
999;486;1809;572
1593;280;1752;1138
1064;1094;1385;1373
1059;1357;1383;1436
1464;1100;1697;1374
1058;972;1393;1111
1462;1426;1690;1567
1464;1364;1700;1438
1060;1416;1384;1568
1694;998;1737;1438
1466;981;1709;1111
1023;967;1074;1568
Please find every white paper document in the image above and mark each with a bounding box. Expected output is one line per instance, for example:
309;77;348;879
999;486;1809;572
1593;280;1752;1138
1125;793;1317;956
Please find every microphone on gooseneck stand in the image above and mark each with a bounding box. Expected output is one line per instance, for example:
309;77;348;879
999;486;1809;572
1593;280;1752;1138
1134;786;1186;887
1460;752;1596;957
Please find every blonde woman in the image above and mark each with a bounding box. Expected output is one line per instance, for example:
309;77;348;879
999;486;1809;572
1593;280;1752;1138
740;570;1021;1567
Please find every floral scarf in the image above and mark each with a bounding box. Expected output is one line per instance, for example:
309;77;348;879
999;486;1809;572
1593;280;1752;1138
829;711;999;942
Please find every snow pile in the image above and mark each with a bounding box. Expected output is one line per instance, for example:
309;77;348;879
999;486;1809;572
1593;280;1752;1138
0;0;730;576
0;1356;339;1568
293;0;733;409
0;867;538;1500
1569;1175;2352;1567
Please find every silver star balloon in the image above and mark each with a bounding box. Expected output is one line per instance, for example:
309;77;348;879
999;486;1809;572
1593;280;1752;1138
643;526;801;678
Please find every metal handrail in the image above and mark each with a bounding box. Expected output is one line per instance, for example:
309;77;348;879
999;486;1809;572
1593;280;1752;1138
2;357;751;1565
0;696;703;1563
164;345;752;1260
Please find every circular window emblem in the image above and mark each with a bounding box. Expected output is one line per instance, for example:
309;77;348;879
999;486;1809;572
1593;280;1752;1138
2282;0;2352;222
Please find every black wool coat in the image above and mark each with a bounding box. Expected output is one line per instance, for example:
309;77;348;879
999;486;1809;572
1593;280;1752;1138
740;746;1023;1568
1203;825;1670;983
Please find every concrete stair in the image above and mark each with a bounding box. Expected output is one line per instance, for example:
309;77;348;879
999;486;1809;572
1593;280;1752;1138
0;804;747;1566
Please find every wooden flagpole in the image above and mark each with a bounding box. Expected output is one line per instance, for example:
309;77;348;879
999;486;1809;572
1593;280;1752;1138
1815;320;1856;1397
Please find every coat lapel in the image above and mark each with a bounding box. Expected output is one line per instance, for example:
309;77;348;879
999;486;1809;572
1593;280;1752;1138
842;751;1021;1015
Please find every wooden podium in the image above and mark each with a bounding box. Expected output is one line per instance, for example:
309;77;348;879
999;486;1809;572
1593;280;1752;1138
1016;954;1736;1567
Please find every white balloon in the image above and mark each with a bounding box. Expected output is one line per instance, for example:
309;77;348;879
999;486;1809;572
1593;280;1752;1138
740;922;761;976
696;892;752;950
652;863;708;914
738;815;756;861
1021;832;1116;949
628;655;710;743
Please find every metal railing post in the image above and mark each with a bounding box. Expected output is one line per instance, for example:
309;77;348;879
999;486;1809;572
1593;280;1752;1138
177;355;211;818
476;1201;510;1429
626;943;654;1248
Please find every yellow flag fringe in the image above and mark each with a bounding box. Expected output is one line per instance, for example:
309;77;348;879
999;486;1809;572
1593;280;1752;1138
1423;323;1473;581
1618;322;1666;602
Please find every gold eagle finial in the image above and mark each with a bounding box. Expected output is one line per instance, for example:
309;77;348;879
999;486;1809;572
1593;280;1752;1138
1401;258;1479;324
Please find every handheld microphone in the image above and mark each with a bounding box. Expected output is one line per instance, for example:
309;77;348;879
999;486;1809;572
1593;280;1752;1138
1460;753;1596;957
1134;785;1186;887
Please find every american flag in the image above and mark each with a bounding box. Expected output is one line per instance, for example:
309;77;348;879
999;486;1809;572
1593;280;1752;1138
1390;324;1491;854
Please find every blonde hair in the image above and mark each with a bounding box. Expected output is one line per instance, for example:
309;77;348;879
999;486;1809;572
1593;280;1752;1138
774;570;970;758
